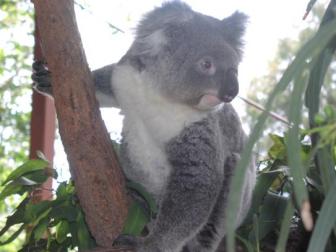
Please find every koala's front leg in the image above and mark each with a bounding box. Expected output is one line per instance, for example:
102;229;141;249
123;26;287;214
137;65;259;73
32;61;53;96
137;123;224;252
32;61;118;108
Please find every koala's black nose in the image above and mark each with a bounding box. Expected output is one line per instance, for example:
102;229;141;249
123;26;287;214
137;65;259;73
219;68;239;103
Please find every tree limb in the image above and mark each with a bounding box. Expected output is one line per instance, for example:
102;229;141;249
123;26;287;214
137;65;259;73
33;0;129;247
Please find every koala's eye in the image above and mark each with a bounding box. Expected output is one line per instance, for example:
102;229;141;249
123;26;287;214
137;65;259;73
198;57;216;75
201;60;212;69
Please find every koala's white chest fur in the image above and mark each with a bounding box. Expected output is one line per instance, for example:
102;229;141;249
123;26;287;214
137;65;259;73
112;64;207;197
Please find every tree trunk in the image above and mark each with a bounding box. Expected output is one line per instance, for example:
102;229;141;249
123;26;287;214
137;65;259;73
33;0;129;249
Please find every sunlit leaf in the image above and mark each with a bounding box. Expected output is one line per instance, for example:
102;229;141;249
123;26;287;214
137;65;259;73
275;201;295;252
126;181;158;217
76;211;95;250
24;201;52;223
122;201;149;236
33;217;49;240
0;181;27;201
268;134;286;160
56;221;70;243
2;159;49;185
225;17;336;252
0;224;25;245
0;198;28;237
307;180;336;252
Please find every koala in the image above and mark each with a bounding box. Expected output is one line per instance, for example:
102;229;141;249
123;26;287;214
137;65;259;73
33;1;256;251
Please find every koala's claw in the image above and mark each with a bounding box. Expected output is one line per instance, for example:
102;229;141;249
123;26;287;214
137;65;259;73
113;234;138;247
32;61;53;96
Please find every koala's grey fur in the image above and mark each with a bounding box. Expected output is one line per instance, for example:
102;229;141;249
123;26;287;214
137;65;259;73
34;1;256;251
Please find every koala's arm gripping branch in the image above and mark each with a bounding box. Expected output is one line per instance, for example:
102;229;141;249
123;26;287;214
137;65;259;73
33;0;129;249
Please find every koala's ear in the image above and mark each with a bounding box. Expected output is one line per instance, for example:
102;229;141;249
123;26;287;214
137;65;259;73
222;12;248;55
130;29;167;57
119;30;167;71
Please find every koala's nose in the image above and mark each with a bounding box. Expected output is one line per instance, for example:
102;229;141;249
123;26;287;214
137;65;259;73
218;68;239;103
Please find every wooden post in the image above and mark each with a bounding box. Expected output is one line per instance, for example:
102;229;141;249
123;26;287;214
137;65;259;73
29;14;56;202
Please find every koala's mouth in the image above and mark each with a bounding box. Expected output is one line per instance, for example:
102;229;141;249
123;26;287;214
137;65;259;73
196;93;234;110
194;94;218;110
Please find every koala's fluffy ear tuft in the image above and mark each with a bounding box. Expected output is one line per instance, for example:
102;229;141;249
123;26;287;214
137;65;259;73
130;1;193;57
222;12;248;57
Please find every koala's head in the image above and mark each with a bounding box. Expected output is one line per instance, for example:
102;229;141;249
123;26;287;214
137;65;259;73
122;1;248;110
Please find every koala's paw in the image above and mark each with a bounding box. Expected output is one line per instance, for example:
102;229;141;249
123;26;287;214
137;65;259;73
224;152;241;177
113;235;161;252
113;234;138;248
32;61;53;96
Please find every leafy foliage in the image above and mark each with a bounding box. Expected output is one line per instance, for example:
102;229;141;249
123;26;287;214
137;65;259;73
0;156;159;251
237;110;336;251
226;1;336;251
244;3;336;155
0;1;34;250
0;158;97;251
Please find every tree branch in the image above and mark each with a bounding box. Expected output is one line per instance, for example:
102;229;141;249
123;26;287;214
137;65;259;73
33;0;129;247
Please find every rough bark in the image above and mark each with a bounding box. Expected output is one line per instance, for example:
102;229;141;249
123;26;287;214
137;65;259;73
33;0;129;248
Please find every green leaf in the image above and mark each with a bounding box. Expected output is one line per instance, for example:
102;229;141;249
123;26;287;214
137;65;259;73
286;73;308;207
268;134;286;160
0;198;28;237
2;159;49;185
33;217;49;240
249;192;288;242
15;177;38;186
122;201;150;236
236;234;254;252
305;0;336;125
244;169;282;224
25;207;52;243
0;180;27;201
225;17;336;252
0;224;25;245
56;221;70;243
76;212;95;250
126;181;158;217
50;204;78;222
275;200;295;252
56;181;75;198
48;237;73;252
24;169;58;184
307;180;336;252
24;201;53;223
316;146;336;194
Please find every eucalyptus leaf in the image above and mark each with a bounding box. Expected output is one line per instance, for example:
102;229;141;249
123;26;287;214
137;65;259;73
76;212;95;250
56;221;70;243
126;181;158;216
24;201;52;223
307;180;336;252
0;198;28;237
0;180;27;201
24;168;58;184
244;170;282;224
225;16;336;252
0;224;25;245
122;201;150;236
268;134;286;160
33;217;49;240
50;204;78;222
249;192;288;242
275;200;295;252
286;73;308;207
2;159;49;186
